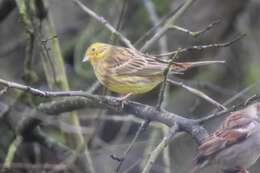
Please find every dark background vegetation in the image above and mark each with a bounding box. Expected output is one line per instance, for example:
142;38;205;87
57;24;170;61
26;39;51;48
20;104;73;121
0;0;260;173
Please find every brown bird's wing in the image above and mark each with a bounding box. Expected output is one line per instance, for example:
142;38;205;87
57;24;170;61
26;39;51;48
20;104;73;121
195;128;250;166
105;47;166;76
200;129;248;155
221;111;254;129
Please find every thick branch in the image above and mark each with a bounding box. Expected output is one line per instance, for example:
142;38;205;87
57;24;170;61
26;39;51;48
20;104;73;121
0;78;207;143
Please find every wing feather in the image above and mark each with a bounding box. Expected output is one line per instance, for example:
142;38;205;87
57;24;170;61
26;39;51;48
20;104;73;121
196;128;249;165
105;47;166;76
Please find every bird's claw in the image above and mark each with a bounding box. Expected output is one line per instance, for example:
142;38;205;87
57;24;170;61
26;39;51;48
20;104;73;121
117;93;132;110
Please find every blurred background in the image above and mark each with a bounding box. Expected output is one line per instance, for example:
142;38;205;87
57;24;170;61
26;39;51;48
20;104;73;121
0;0;260;173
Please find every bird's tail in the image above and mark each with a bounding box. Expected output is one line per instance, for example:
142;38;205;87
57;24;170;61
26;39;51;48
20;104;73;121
170;60;225;73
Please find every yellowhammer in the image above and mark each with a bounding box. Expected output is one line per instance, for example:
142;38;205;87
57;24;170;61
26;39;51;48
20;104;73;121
82;42;224;97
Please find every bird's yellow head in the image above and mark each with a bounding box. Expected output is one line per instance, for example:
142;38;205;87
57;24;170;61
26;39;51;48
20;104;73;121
82;42;112;65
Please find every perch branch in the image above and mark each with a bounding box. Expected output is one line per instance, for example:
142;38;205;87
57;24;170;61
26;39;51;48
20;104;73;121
0;78;207;143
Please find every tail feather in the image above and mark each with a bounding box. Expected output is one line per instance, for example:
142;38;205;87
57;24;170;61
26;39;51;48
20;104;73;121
171;60;225;72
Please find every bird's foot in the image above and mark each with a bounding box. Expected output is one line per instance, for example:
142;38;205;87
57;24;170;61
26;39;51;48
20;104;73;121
117;93;132;110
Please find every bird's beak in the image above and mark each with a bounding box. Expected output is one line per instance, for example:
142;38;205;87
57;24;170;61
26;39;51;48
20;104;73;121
82;56;88;62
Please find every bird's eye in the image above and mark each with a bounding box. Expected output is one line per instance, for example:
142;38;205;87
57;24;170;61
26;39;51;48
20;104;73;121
91;48;96;52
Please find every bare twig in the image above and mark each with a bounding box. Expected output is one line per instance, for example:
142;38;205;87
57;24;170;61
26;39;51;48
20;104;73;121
110;0;128;44
171;77;236;96
111;120;150;172
134;3;183;47
197;84;260;123
161;127;171;173
141;0;194;52
72;0;135;49
168;20;221;37
123;158;143;173
142;125;179;173
167;79;227;110
143;0;168;53
157;50;180;110
3;136;23;169
155;34;246;57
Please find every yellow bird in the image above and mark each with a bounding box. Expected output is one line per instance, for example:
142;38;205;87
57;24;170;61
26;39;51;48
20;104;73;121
83;42;224;98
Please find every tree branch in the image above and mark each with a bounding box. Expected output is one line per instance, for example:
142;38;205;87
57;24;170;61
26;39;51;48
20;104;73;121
141;0;194;52
0;78;207;143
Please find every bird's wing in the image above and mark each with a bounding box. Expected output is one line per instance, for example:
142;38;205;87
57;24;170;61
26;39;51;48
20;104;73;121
106;47;166;76
200;129;248;155
195;128;250;165
221;111;253;129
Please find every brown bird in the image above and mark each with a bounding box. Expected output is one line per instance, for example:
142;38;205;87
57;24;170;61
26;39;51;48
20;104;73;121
192;103;260;173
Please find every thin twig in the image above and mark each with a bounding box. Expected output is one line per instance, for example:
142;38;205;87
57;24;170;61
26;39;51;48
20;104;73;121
3;136;23;169
141;0;194;52
197;83;260;123
162;127;171;173
168;20;221;37
155;34;246;57
111;120;150;173
110;0;128;44
172;77;236;96
72;0;135;49
123;158;143;173
142;124;179;173
157;50;180;110
167;79;227;110
134;3;183;47
142;0;168;53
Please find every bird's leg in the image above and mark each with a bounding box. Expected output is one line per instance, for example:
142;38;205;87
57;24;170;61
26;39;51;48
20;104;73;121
118;93;132;101
117;93;133;110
